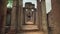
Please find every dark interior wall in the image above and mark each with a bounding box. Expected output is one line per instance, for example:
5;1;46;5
0;0;4;33
0;0;7;34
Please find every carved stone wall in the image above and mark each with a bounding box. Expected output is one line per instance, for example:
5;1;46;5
48;0;60;34
0;0;48;34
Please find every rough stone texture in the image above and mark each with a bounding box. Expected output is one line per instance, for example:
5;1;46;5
17;0;48;34
41;0;48;34
47;10;54;34
7;0;17;34
48;0;60;34
0;0;48;34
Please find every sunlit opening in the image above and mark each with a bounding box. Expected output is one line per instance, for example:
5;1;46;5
7;0;13;8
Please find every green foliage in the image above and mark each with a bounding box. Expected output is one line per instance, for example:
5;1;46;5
7;0;13;8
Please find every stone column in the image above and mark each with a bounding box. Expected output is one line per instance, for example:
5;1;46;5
7;0;17;34
37;0;43;31
1;0;7;34
41;0;48;34
17;0;23;32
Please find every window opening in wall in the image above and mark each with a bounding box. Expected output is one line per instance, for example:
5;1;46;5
45;0;52;14
23;0;37;8
7;0;13;8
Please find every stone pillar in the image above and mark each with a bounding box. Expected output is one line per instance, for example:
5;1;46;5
7;0;17;34
41;0;48;34
17;0;23;32
37;0;43;31
1;0;7;34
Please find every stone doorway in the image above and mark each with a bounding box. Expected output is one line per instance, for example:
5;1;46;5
3;0;48;34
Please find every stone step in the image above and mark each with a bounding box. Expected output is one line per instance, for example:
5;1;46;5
17;31;44;34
